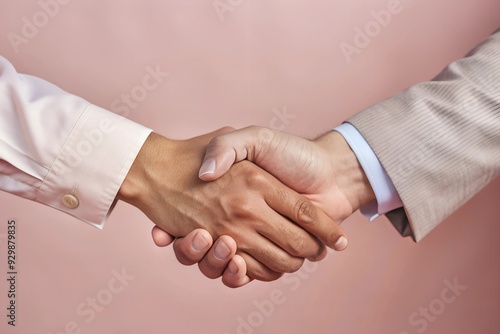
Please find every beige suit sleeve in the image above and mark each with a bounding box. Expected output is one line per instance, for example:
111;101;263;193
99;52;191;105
348;30;500;242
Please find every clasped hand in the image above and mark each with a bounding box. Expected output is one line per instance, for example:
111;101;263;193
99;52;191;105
120;126;374;288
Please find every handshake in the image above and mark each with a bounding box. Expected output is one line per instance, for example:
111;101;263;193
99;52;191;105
118;125;376;288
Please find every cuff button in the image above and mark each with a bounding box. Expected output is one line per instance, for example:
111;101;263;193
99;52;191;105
62;194;79;209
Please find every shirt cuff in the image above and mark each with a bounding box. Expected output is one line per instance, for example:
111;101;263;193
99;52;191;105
36;104;152;229
334;123;403;221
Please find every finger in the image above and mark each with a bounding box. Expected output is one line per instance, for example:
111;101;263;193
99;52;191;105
267;188;349;251
251;202;326;260
217;162;324;270
237;251;284;282
238;167;327;259
221;255;253;288
199;127;265;181
236;228;306;275
151;226;175;247
197;236;238;279
309;246;328;262
172;229;213;266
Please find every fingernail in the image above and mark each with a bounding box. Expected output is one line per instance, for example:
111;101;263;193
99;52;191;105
192;232;209;252
334;236;348;251
228;260;239;275
199;158;216;177
214;240;231;260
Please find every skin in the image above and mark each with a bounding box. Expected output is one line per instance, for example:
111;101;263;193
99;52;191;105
152;126;376;288
118;129;348;281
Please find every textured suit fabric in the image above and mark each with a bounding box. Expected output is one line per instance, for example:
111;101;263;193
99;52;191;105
349;30;500;241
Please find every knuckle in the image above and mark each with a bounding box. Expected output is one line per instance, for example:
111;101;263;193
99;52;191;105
260;271;284;282
208;135;228;149
246;125;260;132
286;232;309;257
284;257;304;274
295;200;317;227
248;266;267;280
230;198;255;219
235;203;254;218
245;166;266;187
218;191;254;220
249;266;283;282
271;253;303;273
246;125;264;136
254;127;275;146
219;126;235;133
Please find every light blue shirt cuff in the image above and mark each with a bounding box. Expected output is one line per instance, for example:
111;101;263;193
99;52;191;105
333;123;403;221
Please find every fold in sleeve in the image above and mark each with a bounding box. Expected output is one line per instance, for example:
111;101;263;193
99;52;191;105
0;56;152;228
348;30;500;241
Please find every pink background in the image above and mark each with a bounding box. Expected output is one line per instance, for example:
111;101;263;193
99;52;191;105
1;1;499;333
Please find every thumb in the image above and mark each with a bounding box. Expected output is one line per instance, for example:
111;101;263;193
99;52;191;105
199;127;263;181
151;226;175;247
198;145;238;181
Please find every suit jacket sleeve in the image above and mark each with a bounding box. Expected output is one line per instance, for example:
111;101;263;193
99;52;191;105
348;30;500;241
0;56;152;228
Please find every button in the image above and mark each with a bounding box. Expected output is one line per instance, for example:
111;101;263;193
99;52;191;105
62;194;79;209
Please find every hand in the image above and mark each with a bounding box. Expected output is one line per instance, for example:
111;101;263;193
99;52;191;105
151;226;252;288
197;126;376;248
161;126;373;287
151;227;252;288
118;129;346;281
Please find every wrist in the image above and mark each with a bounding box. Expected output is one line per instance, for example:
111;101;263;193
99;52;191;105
117;132;176;206
314;131;375;212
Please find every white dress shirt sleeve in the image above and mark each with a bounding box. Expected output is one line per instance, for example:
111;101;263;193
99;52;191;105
0;56;152;228
334;122;403;220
